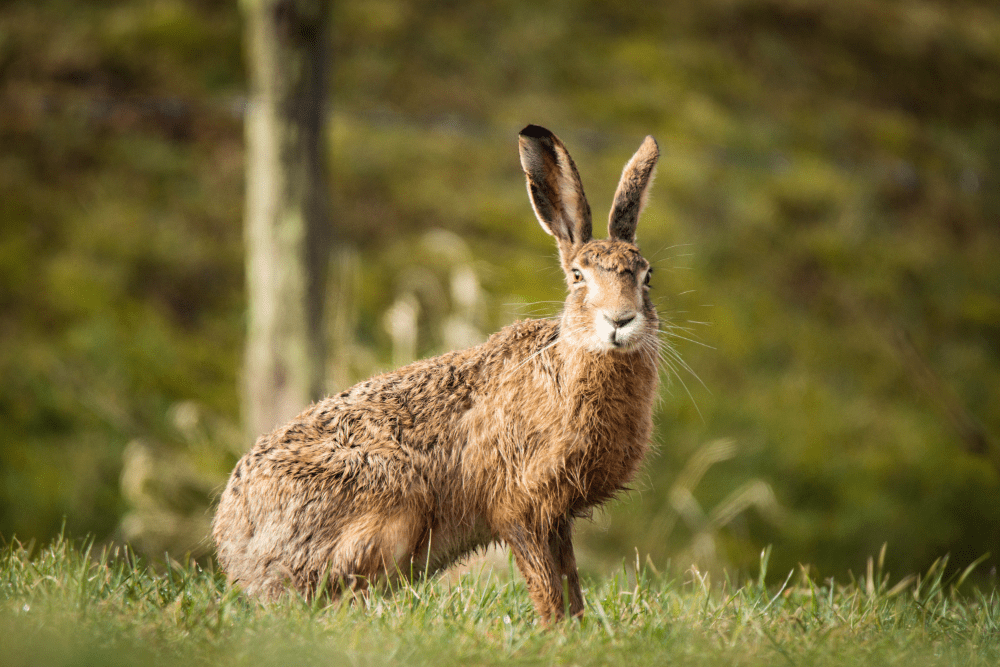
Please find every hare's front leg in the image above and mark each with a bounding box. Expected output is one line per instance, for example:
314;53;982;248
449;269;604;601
548;517;584;618
503;519;584;623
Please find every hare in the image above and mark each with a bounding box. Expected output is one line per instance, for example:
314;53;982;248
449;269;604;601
212;125;662;623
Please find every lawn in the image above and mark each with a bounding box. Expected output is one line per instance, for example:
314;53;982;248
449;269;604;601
1;536;996;666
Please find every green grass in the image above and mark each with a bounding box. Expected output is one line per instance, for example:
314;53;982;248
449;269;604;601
1;537;997;666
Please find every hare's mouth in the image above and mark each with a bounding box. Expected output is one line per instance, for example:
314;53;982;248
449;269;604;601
609;336;642;351
588;330;643;353
589;338;644;356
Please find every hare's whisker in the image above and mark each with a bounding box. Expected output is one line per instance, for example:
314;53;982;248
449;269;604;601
648;242;694;262
508;337;560;375
658;330;715;350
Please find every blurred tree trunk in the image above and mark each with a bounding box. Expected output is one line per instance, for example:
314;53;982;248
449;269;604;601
242;0;331;441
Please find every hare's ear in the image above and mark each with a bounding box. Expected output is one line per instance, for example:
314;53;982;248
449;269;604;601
608;135;658;243
518;125;593;255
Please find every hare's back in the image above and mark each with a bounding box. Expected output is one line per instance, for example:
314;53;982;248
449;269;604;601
239;401;426;506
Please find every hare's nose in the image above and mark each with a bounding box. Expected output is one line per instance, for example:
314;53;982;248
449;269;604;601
604;313;636;329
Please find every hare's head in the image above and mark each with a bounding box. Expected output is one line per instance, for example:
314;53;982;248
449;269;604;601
519;125;660;353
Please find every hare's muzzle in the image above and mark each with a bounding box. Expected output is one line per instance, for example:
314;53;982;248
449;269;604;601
597;309;646;349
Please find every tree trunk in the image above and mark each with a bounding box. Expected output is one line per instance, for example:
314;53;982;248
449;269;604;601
242;0;331;441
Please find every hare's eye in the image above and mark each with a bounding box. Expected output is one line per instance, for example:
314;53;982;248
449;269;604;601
643;269;652;286
571;269;583;283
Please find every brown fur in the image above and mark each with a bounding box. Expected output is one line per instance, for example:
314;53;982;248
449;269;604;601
213;125;663;623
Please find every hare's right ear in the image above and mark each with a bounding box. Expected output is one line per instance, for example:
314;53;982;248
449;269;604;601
518;125;593;259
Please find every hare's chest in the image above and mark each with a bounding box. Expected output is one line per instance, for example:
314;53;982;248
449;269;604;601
565;398;653;502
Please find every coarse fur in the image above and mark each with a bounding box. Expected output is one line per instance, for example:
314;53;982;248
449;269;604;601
213;125;663;623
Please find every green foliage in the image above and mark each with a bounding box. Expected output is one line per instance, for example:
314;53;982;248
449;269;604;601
1;0;999;584
1;535;998;666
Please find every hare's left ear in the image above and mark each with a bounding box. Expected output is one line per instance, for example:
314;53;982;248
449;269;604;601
518;125;593;258
608;136;658;243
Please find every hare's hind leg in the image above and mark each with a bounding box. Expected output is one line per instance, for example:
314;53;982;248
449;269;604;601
309;510;429;591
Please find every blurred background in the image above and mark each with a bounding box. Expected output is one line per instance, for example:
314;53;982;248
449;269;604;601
1;0;998;584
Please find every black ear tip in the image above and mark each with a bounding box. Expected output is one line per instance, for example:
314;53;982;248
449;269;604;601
519;124;553;139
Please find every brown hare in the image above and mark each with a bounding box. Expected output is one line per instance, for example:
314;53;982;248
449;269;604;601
213;125;662;623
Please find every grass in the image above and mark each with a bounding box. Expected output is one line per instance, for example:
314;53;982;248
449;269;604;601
1;537;997;666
